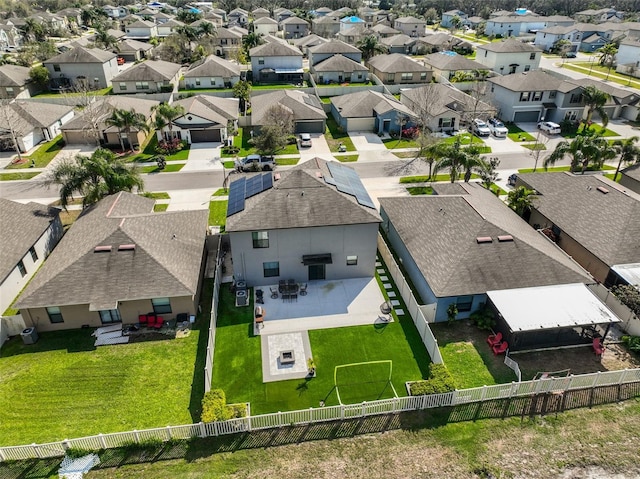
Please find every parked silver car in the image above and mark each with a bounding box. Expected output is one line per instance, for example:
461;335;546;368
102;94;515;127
470;119;491;137
537;121;561;135
235;154;276;172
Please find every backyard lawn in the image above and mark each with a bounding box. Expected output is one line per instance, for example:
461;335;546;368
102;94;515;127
6;136;65;169
212;268;430;414
0;281;213;446
208;200;228;227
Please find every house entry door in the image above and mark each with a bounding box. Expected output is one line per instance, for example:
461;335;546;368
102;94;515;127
308;264;326;281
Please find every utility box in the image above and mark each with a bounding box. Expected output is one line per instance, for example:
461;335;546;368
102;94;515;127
21;327;38;345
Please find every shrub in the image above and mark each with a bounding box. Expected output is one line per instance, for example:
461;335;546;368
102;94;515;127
622;335;640;353
402;126;419;139
222;146;240;155
156;138;184;155
470;305;496;331
201;389;232;422
409;363;457;395
286;135;297;145
560;119;579;135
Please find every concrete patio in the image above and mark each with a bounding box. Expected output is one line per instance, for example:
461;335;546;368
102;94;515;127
253;277;389;335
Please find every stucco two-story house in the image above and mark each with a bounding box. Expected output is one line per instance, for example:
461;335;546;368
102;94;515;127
214;27;243;58
308;39;362;66
226;158;381;286
368;53;432;85
485;11;546;38
280;16;310;39
393;16;426;37
534;25;582;52
0;65;40;99
475;39;542;74
253;16;278;37
43;47;119;90
250;42;303;84
440;10;467;29
124;19;158;40
183;55;241;89
312;15;341;39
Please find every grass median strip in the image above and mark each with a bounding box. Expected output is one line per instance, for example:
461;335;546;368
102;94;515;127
0;172;40;181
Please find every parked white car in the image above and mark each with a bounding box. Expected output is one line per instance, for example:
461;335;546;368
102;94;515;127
470;119;491;137
299;133;312;147
487;118;508;137
537;121;561;135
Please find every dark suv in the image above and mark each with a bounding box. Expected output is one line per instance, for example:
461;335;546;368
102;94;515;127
235;154;276;172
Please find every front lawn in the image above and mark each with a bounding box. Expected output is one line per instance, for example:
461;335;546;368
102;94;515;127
122;136;191;163
6;136;65;169
140;163;185;173
0;281;213;445
562;124;619;138
221;128;300;158
0;172;40;181
382;137;419;149
325;116;356;152
154;203;169;212
522;143;547;151
275;157;299;165
407;186;434;195
212;269;430;414
400;174;480;183
336;154;359;162
506;124;536;142
208;200;227;227
518;164;614;173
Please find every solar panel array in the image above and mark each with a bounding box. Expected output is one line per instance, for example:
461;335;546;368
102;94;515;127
326;162;376;209
226;173;274;217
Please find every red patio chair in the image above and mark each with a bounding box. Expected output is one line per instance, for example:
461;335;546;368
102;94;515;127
487;332;502;347
492;341;509;355
146;315;156;328
153;316;164;329
593;338;605;356
138;315;148;325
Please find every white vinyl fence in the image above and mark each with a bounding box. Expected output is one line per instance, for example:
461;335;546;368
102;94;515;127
377;234;443;364
2;367;639;462
587;282;640;336
204;238;222;393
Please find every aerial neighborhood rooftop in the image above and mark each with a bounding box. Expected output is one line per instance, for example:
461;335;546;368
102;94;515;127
0;1;639;475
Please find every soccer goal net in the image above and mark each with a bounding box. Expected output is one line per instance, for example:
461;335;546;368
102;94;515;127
334;360;398;405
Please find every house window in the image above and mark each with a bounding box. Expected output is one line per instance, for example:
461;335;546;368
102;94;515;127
524;65;530;72
346;255;358;265
135;81;149;90
421;72;428;80
357;74;362;79
570;93;582;104
99;309;121;324
17;260;27;277
456;295;473;312
520;92;531;102
29;247;38;262
529;52;536;60
439;117;453;128
387;73;395;82
252;231;269;248
258;57;264;65
484;50;487;57
119;83;127;91
401;72;412;80
195;78;201;86
263;261;280;277
53;64;61;72
151;297;172;314
47;306;64;323
210;78;216;86
5;87;14;97
532;91;542;101
549;91;557;99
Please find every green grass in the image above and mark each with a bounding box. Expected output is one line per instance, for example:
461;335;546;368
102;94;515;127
34;87;113;97
221;128;299;158
562;124;619;138
325;116;356;152
223;161;235;169
518;164;615;173
506;124;536;142
561;63;640;89
6;136;65;169
251;83;303;90
382;137;419;149
0;172;40;181
441;133;490;152
123;136;191;163
406;186;434;195
140;192;170;199
489;184;507;196
320;97;332;103
140;163;185;173
336;154;359;162
212;284;430;414
154;203;169;212
604;173;621;182
438;341;498;389
400;174;479;183
208;200;227;227
0;281;213;445
522;143;547;151
275;157;299;165
212;188;228;196
316;81;374;88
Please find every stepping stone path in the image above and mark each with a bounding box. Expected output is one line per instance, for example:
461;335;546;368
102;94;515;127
395;309;405;316
379;275;388;281
390;300;400;306
387;291;396;297
383;283;392;290
377;269;385;274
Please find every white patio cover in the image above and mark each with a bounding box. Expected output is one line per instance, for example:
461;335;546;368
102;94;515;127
487;283;621;332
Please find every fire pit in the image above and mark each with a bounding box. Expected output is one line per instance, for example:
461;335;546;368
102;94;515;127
279;350;295;365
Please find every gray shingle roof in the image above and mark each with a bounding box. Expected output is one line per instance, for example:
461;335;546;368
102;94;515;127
185;55;241;78
173;95;238;124
478;38;541;53
517;173;640;267
117;39;155;53
331;90;417;119
422;52;488;71
281;16;309;25
226;158;381;232
309;39;360;54
488;70;562;92
622;163;640;182
0;101;74;136
44;47;116;65
15;192;209;309
251;90;326;125
401;83;495;118
368;53;430;73
112;60;181;82
0;65;31;87
250;41;302;57
254;16;277;24
0;199;60;283
312;54;368;73
293;34;328;48
379;183;591;297
61;96;159;133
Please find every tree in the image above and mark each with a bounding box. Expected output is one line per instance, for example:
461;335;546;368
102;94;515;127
449;15;463;33
0;100;32;161
22;18;46;42
529;129;550;172
253;125;287;156
153;103;186;140
232;80;251;115
156;33;193;64
507;186;536;216
45;148;144;209
597;42;618;80
611;284;640;316
581;85;610;131
263;104;294;135
106;108;150;152
450;71;475;83
478;157;500;190
29;66;50;90
423;8;438;24
93;28;120;51
612;136;640;181
357;35;387;61
196;21;216;39
433;138;477;183
545;133;611;173
243;32;263;53
552;39;573;61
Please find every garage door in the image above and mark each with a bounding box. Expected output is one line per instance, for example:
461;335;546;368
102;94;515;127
514;111;541;123
190;129;221;142
347;118;376;132
295;121;325;134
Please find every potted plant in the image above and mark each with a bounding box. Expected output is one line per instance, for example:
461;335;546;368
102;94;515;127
307;357;316;376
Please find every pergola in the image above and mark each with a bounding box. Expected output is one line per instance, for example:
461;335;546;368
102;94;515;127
487;283;621;352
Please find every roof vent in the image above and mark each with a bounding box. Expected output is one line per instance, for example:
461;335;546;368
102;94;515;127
596;186;609;194
476;236;493;244
497;235;514;242
118;244;135;251
316;171;322;178
94;245;112;253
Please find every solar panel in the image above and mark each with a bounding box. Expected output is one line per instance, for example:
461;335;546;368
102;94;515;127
326;162;375;209
244;174;263;198
227;177;246;216
262;172;273;190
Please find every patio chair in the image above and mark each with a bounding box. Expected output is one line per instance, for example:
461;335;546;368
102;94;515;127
492;341;509;356
287;278;295;286
153;316;164;329
279;280;286;293
299;283;307;296
270;286;278;299
592;338;605;356
138;314;148;325
487;332;502;347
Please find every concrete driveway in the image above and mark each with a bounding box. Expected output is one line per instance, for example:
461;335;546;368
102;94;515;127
182;142;224;171
349;132;384;151
298;133;332;163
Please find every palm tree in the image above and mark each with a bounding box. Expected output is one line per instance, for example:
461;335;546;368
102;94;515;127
243;32;263;52
196;20;216;38
93;28;120;51
450;71;475;83
612;136;640;181
45;148;144;209
152;103;186;141
507;186;536;217
581;85;610;131
597;42;618;80
106;108;150;152
545;133;610;173
357;35;388;61
433;138;467;183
